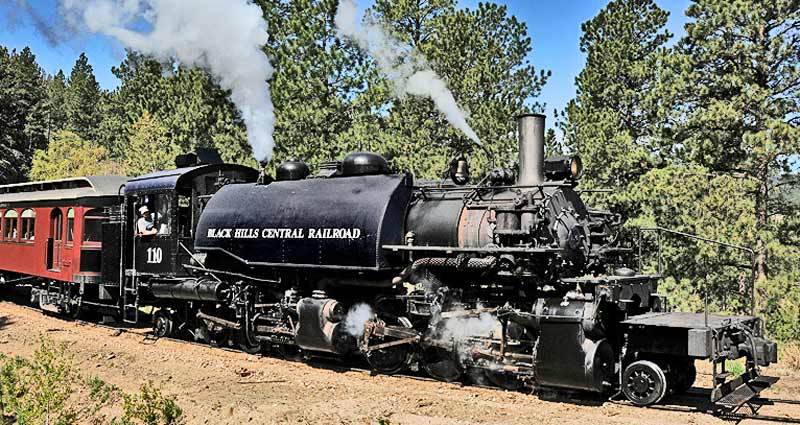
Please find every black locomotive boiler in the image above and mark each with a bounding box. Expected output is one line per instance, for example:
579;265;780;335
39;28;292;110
0;115;780;409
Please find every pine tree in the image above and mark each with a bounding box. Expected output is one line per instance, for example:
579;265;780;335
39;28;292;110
366;0;549;178
257;0;367;170
562;0;672;212
30;130;123;180
665;0;800;281
98;50;252;165
44;70;68;139
0;46;47;183
122;111;181;176
64;53;103;141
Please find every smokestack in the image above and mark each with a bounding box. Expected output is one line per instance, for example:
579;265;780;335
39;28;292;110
517;113;546;186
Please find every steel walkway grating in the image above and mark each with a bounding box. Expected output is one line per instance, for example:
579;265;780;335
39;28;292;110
716;375;779;409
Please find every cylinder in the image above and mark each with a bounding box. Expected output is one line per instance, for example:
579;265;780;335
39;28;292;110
517;113;546;186
295;297;357;354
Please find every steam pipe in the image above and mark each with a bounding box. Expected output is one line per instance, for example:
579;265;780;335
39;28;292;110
391;257;498;285
517;113;546;186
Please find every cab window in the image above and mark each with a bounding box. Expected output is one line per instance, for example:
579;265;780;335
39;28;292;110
3;210;18;241
136;194;173;236
178;195;192;238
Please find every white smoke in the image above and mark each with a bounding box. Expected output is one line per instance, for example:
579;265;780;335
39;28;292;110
437;311;499;343
334;0;480;144
343;303;374;337
58;0;276;162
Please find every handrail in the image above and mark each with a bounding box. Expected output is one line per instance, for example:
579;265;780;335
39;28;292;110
637;226;757;325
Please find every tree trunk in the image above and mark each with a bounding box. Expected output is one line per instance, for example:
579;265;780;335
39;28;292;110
755;164;769;282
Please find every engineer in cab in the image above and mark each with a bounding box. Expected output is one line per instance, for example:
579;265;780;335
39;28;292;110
137;206;159;236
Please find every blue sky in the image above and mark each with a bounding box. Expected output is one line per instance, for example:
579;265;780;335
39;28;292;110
0;0;692;129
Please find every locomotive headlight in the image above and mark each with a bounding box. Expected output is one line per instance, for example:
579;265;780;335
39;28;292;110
570;155;583;180
544;155;583;181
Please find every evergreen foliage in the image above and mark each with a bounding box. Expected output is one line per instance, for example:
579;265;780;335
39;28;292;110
122;111;181;177
664;0;800;282
64;53;103;141
366;0;550;178
563;0;799;341
0;46;47;184
562;0;672;217
30;130;123;180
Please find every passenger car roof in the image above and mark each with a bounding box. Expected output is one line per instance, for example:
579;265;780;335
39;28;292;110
0;176;128;205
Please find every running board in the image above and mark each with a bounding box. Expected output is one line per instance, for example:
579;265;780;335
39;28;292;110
715;375;779;410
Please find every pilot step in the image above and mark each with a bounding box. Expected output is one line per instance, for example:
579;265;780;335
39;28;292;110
715;375;780;409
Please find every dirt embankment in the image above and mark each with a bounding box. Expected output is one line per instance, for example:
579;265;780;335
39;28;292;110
0;301;797;425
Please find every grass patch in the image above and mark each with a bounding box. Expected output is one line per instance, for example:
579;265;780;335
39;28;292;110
724;359;746;376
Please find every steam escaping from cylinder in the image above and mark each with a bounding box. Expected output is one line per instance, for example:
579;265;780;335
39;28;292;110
429;307;502;374
57;0;276;162
436;312;499;343
334;0;480;144
343;303;374;337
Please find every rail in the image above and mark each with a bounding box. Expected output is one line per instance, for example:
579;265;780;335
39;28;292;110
636;227;757;323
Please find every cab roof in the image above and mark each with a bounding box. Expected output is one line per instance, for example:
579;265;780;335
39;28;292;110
124;164;258;195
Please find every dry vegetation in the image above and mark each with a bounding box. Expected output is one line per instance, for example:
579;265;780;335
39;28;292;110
782;342;800;371
0;337;182;425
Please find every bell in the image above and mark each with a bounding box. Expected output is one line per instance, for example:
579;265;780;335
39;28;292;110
451;155;470;185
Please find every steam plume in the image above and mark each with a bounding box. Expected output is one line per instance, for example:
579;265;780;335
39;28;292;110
58;0;276;162
436;311;499;343
335;0;480;144
343;303;374;337
1;0;70;46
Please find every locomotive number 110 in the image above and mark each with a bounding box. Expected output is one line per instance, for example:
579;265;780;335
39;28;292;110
146;247;163;264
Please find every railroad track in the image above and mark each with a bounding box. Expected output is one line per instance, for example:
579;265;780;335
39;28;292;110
3;299;800;423
625;389;800;424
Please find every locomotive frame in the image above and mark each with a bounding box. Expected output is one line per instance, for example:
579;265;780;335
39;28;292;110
0;114;781;412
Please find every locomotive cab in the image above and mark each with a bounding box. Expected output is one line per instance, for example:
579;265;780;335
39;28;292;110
123;154;258;278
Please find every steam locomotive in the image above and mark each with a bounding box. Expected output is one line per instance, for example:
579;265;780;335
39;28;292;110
0;114;779;408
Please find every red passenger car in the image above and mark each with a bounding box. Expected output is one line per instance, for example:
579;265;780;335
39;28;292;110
0;176;127;315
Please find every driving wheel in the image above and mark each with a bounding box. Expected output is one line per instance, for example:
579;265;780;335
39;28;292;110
422;346;463;382
236;326;263;354
153;309;175;338
366;344;414;375
484;369;525;391
364;317;415;375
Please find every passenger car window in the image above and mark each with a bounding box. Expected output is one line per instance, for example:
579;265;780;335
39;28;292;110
83;209;104;245
21;209;35;241
66;208;75;244
3;210;18;241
